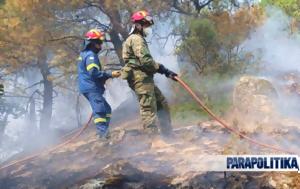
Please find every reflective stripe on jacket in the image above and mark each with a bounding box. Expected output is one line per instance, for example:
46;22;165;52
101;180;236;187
77;50;112;94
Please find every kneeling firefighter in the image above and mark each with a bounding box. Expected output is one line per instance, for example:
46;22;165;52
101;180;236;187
121;10;178;136
78;29;121;138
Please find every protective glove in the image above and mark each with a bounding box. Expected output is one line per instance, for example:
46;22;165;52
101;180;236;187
165;69;178;81
112;71;121;78
158;64;178;81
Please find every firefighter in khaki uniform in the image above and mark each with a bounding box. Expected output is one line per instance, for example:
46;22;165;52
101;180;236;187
121;10;178;136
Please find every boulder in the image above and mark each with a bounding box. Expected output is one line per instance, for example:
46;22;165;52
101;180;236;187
231;76;279;133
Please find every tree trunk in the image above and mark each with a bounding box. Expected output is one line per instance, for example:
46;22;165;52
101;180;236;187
40;73;53;132
38;53;53;132
109;29;125;66
99;2;128;66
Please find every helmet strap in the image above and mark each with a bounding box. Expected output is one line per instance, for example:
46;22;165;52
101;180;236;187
90;44;101;54
84;39;102;53
129;25;136;35
129;23;144;36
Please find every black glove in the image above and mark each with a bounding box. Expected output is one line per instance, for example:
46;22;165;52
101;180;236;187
158;64;178;81
165;69;178;81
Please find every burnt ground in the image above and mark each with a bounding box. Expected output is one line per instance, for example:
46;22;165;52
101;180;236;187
0;114;300;189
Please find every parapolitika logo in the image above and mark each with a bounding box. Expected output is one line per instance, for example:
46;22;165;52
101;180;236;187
226;155;300;172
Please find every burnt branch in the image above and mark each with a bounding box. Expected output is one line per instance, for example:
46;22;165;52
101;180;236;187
24;81;43;90
195;0;214;13
49;35;83;42
171;0;214;15
83;0;105;12
172;0;193;15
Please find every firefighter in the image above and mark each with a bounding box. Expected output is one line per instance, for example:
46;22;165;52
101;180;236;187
78;29;121;138
121;10;178;136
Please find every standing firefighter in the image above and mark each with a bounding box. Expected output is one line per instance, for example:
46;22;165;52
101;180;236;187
122;10;178;136
78;29;121;138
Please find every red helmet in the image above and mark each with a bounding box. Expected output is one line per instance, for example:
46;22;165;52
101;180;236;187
83;29;105;50
85;29;105;41
131;10;154;26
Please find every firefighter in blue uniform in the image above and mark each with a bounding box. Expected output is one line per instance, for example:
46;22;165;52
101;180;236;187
78;29;121;138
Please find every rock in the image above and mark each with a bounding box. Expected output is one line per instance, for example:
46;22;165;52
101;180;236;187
229;74;300;134
281;71;300;96
108;129;126;145
233;75;277;113
79;179;105;189
151;138;173;149
82;160;172;189
268;176;277;188
231;76;279;133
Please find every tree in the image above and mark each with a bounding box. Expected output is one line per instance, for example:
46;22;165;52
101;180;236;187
0;0;82;132
261;0;300;19
179;18;218;73
0;0;216;133
178;6;264;74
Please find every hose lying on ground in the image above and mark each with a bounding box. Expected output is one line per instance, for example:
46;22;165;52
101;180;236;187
174;76;295;154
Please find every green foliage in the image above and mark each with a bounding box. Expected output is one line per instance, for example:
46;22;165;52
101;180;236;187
189;19;217;48
179;18;218;73
171;71;234;124
170;102;209;125
195;72;233;114
178;6;263;75
261;0;300;18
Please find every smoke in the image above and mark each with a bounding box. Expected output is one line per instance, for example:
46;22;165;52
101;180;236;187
243;6;300;74
150;20;180;98
0;72;38;162
242;6;300;117
105;79;133;110
229;6;300;155
0;70;86;163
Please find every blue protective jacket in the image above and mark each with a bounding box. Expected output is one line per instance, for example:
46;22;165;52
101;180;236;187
77;50;112;94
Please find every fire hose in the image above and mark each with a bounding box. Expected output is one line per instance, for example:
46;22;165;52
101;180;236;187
174;76;295;154
0;114;93;171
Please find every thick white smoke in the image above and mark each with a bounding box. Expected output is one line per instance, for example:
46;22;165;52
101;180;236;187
242;6;300;118
150;20;180;98
243;6;300;74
